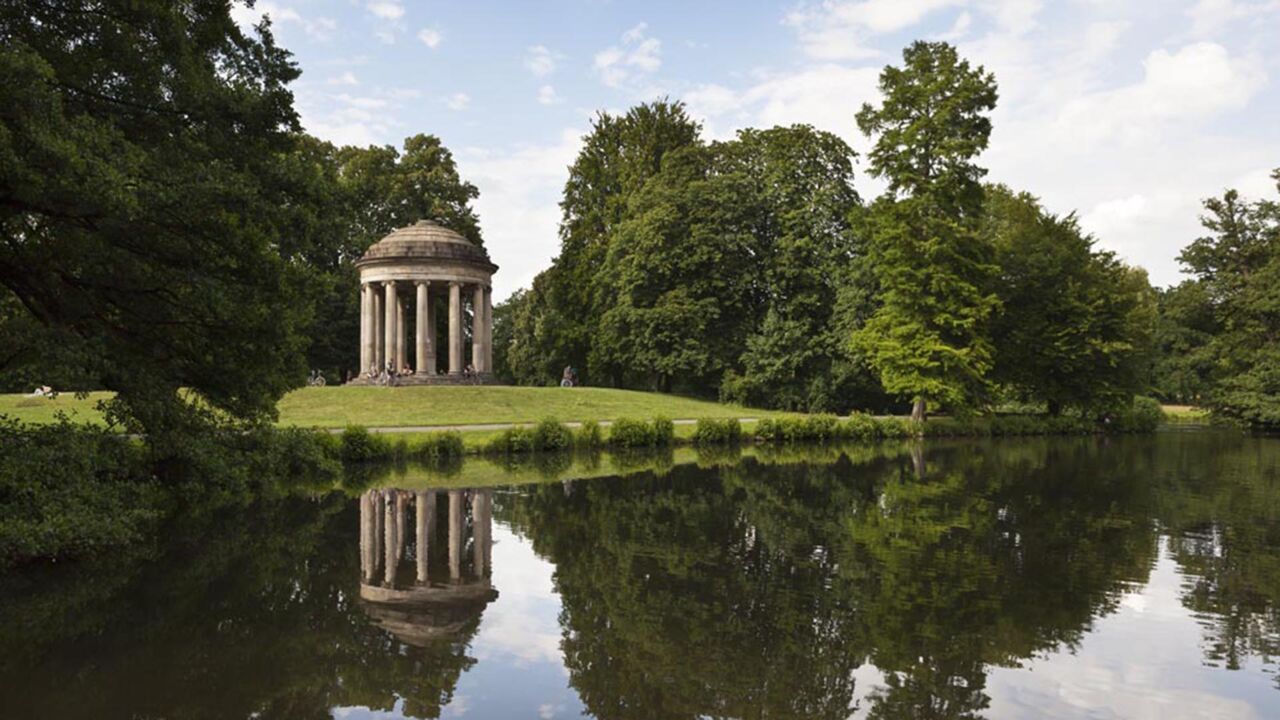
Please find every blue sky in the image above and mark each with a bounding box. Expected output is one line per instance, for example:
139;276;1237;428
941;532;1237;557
233;0;1280;302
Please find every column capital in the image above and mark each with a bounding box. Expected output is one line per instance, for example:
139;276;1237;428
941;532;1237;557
384;280;397;288
448;280;462;288
415;279;430;288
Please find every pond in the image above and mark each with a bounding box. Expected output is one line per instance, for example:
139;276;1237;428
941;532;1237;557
2;431;1278;719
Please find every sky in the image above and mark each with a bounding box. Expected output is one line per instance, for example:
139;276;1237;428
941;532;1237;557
231;0;1280;303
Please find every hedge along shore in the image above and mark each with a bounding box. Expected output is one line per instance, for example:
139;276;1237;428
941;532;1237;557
336;397;1167;463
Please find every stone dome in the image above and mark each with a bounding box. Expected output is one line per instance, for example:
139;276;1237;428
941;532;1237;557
356;219;497;271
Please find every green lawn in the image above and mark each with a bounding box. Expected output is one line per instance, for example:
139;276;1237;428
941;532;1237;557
0;386;773;429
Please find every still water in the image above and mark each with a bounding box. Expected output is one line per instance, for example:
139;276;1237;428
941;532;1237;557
2;431;1279;719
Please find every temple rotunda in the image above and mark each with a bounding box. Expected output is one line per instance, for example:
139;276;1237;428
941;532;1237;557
351;220;498;384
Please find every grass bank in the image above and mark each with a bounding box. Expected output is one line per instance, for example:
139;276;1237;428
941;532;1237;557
0;386;771;429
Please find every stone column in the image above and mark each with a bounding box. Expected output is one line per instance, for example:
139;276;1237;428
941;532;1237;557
448;489;463;580
448;281;463;374
415;490;435;584
359;283;371;376
383;282;396;372
374;489;385;573
415;281;432;375
395;293;406;372
472;490;491;578
472;284;484;373
360;491;374;583
384;490;398;587
373;285;385;371
483;286;493;374
426;286;438;375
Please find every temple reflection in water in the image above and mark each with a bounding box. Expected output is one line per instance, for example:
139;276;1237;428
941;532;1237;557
359;488;497;645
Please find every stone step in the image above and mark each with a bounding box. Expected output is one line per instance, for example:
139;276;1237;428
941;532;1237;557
345;373;498;387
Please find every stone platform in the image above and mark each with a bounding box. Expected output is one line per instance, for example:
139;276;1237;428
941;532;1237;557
346;373;499;387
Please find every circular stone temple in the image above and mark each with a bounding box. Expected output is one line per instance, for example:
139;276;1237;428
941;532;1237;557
350;220;498;384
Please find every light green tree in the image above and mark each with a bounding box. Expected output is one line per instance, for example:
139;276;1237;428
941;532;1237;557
853;41;1000;421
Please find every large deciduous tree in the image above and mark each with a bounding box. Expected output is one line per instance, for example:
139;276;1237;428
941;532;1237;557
984;186;1157;414
506;102;703;386
1178;178;1280;427
0;1;308;431
852;41;1000;421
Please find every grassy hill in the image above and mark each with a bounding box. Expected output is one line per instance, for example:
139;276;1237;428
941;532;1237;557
0;386;772;429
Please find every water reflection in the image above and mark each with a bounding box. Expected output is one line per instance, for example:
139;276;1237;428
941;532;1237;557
358;489;497;646
0;433;1278;719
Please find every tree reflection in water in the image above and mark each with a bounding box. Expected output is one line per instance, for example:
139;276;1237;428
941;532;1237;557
0;433;1277;719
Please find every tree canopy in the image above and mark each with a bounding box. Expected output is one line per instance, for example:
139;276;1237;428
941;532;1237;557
0;1;310;430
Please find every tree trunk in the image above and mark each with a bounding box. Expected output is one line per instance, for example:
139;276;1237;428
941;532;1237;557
911;397;927;422
911;444;926;480
1048;400;1062;416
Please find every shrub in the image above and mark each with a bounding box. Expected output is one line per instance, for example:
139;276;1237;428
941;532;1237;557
532;418;573;452
841;413;880;440
609;418;655;447
576;420;603;448
802;414;840;441
754;418;783;442
415;431;465;459
1111;396;1165;433
488;426;536;453
340;425;390;463
692;418;742;446
652;416;675;446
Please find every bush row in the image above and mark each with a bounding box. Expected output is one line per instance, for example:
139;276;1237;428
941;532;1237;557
343;396;1167;460
339;425;464;463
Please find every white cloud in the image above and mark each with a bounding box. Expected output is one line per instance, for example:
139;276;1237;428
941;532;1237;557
1045;43;1266;148
458;129;584;301
417;27;443;48
525;46;561;77
365;1;404;20
594;22;662;89
1187;0;1280;36
785;0;965;59
326;71;358;86
537;85;561;105
229;1;336;40
445;92;471;111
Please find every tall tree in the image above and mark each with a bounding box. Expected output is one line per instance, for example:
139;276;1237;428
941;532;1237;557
985;185;1157;414
713;126;869;412
591;145;759;392
508;101;701;386
0;1;308;431
852;41;1001;421
1178;178;1280;426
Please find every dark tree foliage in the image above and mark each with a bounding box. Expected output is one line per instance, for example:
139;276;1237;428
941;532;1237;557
0;1;310;429
1176;177;1280;426
290;133;482;381
984;185;1157;414
503;108;884;410
1151;281;1218;404
509;101;702;387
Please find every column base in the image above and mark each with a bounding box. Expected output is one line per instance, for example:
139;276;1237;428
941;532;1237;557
346;373;501;387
